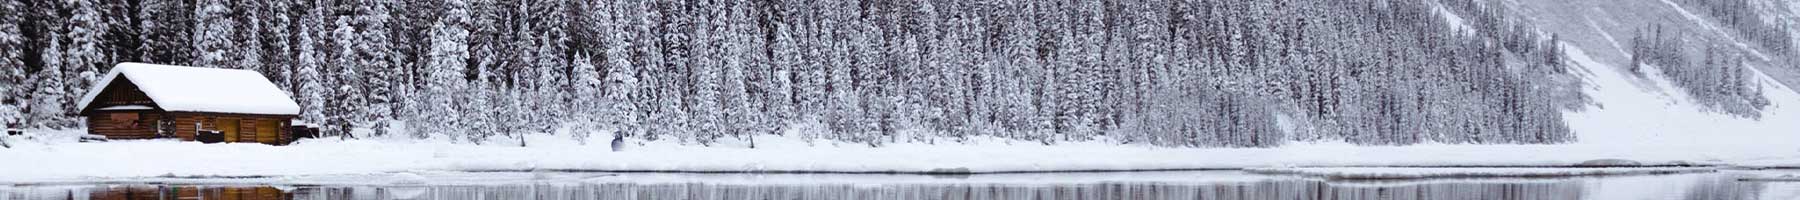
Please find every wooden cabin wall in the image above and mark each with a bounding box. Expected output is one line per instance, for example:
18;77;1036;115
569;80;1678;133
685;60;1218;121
85;111;162;139
81;77;300;145
168;112;294;145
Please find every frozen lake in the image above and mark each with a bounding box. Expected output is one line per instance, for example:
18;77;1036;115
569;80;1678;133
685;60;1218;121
2;170;1797;200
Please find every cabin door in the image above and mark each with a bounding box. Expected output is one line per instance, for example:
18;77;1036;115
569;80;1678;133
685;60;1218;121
216;118;240;142
255;120;278;144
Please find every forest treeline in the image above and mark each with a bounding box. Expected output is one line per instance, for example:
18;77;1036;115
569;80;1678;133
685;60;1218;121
1;0;1594;146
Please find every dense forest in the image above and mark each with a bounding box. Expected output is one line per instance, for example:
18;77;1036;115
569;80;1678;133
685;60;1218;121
0;0;1616;147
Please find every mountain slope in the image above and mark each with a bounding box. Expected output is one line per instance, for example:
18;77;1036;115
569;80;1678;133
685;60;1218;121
1511;0;1800;145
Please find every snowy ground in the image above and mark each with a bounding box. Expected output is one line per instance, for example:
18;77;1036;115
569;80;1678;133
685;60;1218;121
1245;167;1718;179
5;170;1795;200
1;131;1797;183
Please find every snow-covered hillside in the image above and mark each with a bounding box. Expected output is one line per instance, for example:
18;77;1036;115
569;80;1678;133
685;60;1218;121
1509;0;1800;146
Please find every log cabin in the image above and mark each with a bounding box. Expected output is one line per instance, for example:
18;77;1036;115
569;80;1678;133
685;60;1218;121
75;63;303;145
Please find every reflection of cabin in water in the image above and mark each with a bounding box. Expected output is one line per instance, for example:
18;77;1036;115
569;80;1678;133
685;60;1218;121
90;185;290;200
75;63;302;145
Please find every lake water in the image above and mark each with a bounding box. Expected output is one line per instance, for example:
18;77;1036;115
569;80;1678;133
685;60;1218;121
3;170;1797;200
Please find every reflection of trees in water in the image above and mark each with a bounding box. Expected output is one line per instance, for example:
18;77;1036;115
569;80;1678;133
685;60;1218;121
154;181;1592;200
1684;174;1765;200
7;176;1773;200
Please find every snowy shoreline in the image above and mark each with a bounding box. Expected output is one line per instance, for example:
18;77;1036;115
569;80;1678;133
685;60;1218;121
1244;167;1721;179
4;133;1799;183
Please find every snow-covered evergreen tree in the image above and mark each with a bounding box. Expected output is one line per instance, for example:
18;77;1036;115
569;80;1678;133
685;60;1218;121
294;6;328;129
233;0;266;74
526;0;569;136
593;0;641;140
357;0;398;137
62;0;107;117
0;0;24;127
28;32;65;128
719;0;760;143
191;0;235;69
327;17;365;138
258;0;295;94
422;0;471;140
136;0;193;64
568;53;600;142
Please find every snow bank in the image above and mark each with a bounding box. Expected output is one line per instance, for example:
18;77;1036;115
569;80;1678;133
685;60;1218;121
1245;167;1716;179
1;133;1793;183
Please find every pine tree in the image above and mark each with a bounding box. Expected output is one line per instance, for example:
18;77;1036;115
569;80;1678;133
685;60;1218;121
294;5;328;130
192;0;236;69
62;0;107;117
596;0;642;140
28;32;65;128
423;0;471;140
259;0;296;94
688;0;725;145
569;53;601;142
720;0;761;143
137;0;193;64
463;0;501;142
234;0;266;74
328;17;365;138
528;0;570;136
599;32;640;140
764;12;799;138
0;0;24;127
357;0;398;136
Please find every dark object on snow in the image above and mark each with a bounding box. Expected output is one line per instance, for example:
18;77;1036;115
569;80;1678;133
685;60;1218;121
5;129;20;136
1575;159;1643;167
79;134;111;142
928;167;973;174
288;126;320;141
610;132;625;152
196;130;224;144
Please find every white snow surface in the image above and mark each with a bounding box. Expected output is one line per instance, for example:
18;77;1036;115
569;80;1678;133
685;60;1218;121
1245;167;1716;179
1432;2;1477;36
75;63;300;115
0;130;1795;183
1560;45;1800;148
95;105;154;111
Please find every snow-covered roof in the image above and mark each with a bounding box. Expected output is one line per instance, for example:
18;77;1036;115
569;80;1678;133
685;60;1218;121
77;63;301;115
96;105;155;111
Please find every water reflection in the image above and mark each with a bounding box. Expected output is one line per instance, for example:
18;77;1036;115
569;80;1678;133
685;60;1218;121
3;185;288;200
2;172;1792;200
